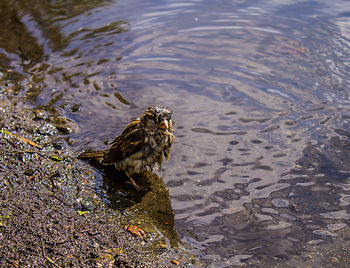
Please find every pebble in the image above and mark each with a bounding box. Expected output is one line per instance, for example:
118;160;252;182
33;109;48;120
261;208;279;214
313;229;337;237
327;223;347;231
265;221;292;230
307;239;324;245
272;198;289;208
80;197;96;211
280;213;296;221
37;123;57;136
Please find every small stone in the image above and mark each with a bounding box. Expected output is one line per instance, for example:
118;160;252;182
37;123;57;136
327;223;347;231
272;198;289;208
80;197;96;212
280;213;296;221
261;208;279;214
265;221;292;230
307;239;324;245
71;104;81;112
313;229;337;237
51;116;78;135
24;169;34;176
33;109;48;121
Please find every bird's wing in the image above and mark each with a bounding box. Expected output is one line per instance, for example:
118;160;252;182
109;120;146;162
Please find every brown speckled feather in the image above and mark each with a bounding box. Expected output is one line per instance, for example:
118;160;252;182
108;119;145;162
78;105;174;190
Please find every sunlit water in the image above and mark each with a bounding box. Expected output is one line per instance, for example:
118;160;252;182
1;0;350;266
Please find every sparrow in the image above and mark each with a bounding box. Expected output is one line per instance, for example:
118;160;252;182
78;105;175;190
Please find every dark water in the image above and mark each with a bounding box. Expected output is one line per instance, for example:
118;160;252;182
1;0;350;266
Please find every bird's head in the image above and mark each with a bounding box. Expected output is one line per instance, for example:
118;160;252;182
140;105;173;132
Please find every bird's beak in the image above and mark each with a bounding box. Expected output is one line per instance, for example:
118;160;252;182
159;119;168;130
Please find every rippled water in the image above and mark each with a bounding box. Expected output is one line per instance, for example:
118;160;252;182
1;0;350;266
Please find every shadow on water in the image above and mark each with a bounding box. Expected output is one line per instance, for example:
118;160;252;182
0;0;43;90
0;0;128;104
83;159;179;248
0;0;131;146
106;172;179;248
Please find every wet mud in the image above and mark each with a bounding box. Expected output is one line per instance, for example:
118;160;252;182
0;101;190;267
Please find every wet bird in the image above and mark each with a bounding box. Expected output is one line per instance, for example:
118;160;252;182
78;105;175;190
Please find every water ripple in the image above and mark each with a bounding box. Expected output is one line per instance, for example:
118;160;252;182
1;0;350;265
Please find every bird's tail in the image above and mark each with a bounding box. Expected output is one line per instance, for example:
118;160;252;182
78;150;105;159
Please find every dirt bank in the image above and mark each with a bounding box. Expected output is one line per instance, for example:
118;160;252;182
0;99;191;267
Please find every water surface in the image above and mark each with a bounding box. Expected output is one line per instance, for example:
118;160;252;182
1;0;350;266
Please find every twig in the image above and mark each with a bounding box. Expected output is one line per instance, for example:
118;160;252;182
16;135;41;148
1;129;41;148
44;255;62;268
41;235;62;268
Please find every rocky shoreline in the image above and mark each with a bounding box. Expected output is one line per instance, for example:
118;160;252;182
0;99;191;267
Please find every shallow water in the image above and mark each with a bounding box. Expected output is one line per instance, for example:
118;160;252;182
1;0;350;266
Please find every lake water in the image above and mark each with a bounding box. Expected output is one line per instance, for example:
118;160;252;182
1;0;350;266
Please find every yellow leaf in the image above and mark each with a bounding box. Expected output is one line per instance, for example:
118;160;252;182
77;210;88;216
1;130;10;135
50;155;62;161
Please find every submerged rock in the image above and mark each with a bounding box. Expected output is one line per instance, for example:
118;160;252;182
37;123;57;136
271;198;290;208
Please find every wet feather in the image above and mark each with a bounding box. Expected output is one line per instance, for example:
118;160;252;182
78;105;175;189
